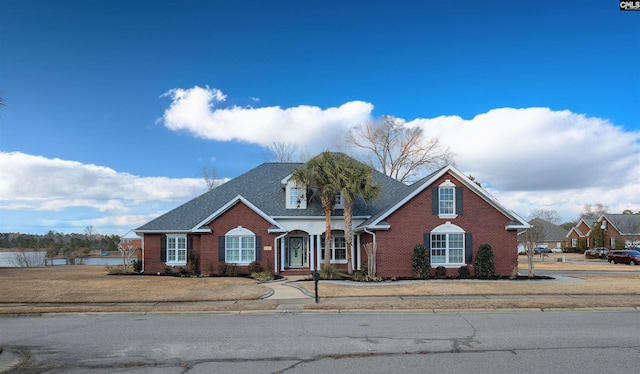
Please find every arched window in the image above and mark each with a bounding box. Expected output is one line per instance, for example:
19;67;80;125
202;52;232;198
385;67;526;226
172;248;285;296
430;222;465;265
225;227;256;264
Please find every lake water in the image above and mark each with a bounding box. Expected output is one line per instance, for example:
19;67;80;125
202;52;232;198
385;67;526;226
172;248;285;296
0;252;124;267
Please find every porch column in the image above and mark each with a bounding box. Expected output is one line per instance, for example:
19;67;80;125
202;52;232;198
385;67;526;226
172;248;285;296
280;236;285;271
316;235;322;270
356;233;361;270
309;234;315;271
349;234;355;272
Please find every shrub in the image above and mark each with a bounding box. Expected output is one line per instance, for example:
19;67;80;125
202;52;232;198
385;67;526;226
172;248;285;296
475;243;495;278
105;265;124;275
351;269;382;282
132;259;142;273
457;265;471;279
412;244;431;279
248;261;263;274
319;264;343;279
225;263;239;277
163;266;173;275
251;271;274;281
202;258;211;276
188;251;198;274
217;262;227;276
434;266;447;279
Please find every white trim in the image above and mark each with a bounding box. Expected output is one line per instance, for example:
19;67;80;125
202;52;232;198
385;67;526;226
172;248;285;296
192;195;286;232
365;165;530;230
165;234;187;266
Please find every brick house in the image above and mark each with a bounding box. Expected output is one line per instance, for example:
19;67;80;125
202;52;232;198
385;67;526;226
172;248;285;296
120;230;143;262
135;157;529;277
566;214;640;251
566;218;596;250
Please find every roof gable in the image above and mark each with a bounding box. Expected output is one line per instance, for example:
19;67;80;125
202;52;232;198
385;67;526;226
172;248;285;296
135;157;408;233
361;164;529;230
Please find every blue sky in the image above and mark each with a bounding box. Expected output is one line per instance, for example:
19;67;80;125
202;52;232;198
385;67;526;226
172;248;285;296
1;0;639;236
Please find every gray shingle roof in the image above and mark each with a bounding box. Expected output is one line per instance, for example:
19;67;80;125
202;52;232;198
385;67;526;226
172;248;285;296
136;160;409;232
529;218;568;241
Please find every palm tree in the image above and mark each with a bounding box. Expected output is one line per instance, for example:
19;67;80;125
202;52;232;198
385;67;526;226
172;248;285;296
291;151;341;267
335;155;381;274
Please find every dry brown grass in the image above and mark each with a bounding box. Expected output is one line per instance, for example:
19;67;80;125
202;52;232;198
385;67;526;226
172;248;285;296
0;266;270;303
296;274;640;298
1;255;639;314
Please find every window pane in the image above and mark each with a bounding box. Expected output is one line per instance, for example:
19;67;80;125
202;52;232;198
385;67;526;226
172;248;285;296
168;237;176;249
168;249;176;262
449;233;463;248
227;249;240;262
241;236;255;249
226;236;239;249
439;187;454;214
177;237;186;249
290;187;302;205
177;250;186;262
333;236;346;260
241;248;254;262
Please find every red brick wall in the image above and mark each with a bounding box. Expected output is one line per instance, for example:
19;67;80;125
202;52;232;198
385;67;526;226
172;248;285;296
373;172;519;278
207;201;275;274
143;201;275;275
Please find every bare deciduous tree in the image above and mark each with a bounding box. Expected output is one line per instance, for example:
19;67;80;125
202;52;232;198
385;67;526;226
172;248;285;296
518;224;546;278
264;142;299;162
10;248;45;267
118;244;139;273
200;165;220;191
84;226;95;251
580;203;609;220
529;208;562;224
346;115;454;183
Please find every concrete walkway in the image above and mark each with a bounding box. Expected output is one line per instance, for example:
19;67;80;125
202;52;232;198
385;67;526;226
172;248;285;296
263;276;315;312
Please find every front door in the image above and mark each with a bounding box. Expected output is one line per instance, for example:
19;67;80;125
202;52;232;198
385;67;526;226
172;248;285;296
288;237;304;267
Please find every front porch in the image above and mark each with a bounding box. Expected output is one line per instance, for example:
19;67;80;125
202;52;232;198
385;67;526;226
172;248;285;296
273;230;362;275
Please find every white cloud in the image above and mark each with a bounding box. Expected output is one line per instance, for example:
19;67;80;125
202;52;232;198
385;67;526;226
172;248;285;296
160;85;374;149
0;152;206;213
404;107;640;221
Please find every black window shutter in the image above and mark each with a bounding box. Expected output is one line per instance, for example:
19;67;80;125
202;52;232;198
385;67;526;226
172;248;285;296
465;233;472;264
160;236;166;262
432;187;439;215
255;236;262;261
423;233;430;248
187;236;193;260
455;187;463;215
218;236;225;262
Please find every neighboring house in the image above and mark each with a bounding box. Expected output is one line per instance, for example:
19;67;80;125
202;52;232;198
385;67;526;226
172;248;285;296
120;230;143;261
596;214;640;249
527;218;568;250
135;156;530;278
566;218;597;250
566;214;640;250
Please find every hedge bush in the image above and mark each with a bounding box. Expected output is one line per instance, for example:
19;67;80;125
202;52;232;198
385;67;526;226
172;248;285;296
475;243;495;278
412;244;431;279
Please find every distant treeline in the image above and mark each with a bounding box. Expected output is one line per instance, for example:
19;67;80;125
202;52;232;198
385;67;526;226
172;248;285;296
0;231;121;253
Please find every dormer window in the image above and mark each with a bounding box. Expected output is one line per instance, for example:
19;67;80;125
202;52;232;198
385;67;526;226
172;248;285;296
290;187;304;207
334;193;344;209
285;178;307;209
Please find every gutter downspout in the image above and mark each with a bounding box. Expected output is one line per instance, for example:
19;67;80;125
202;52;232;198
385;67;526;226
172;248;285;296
140;235;144;273
363;227;376;246
363;227;376;275
274;232;288;274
